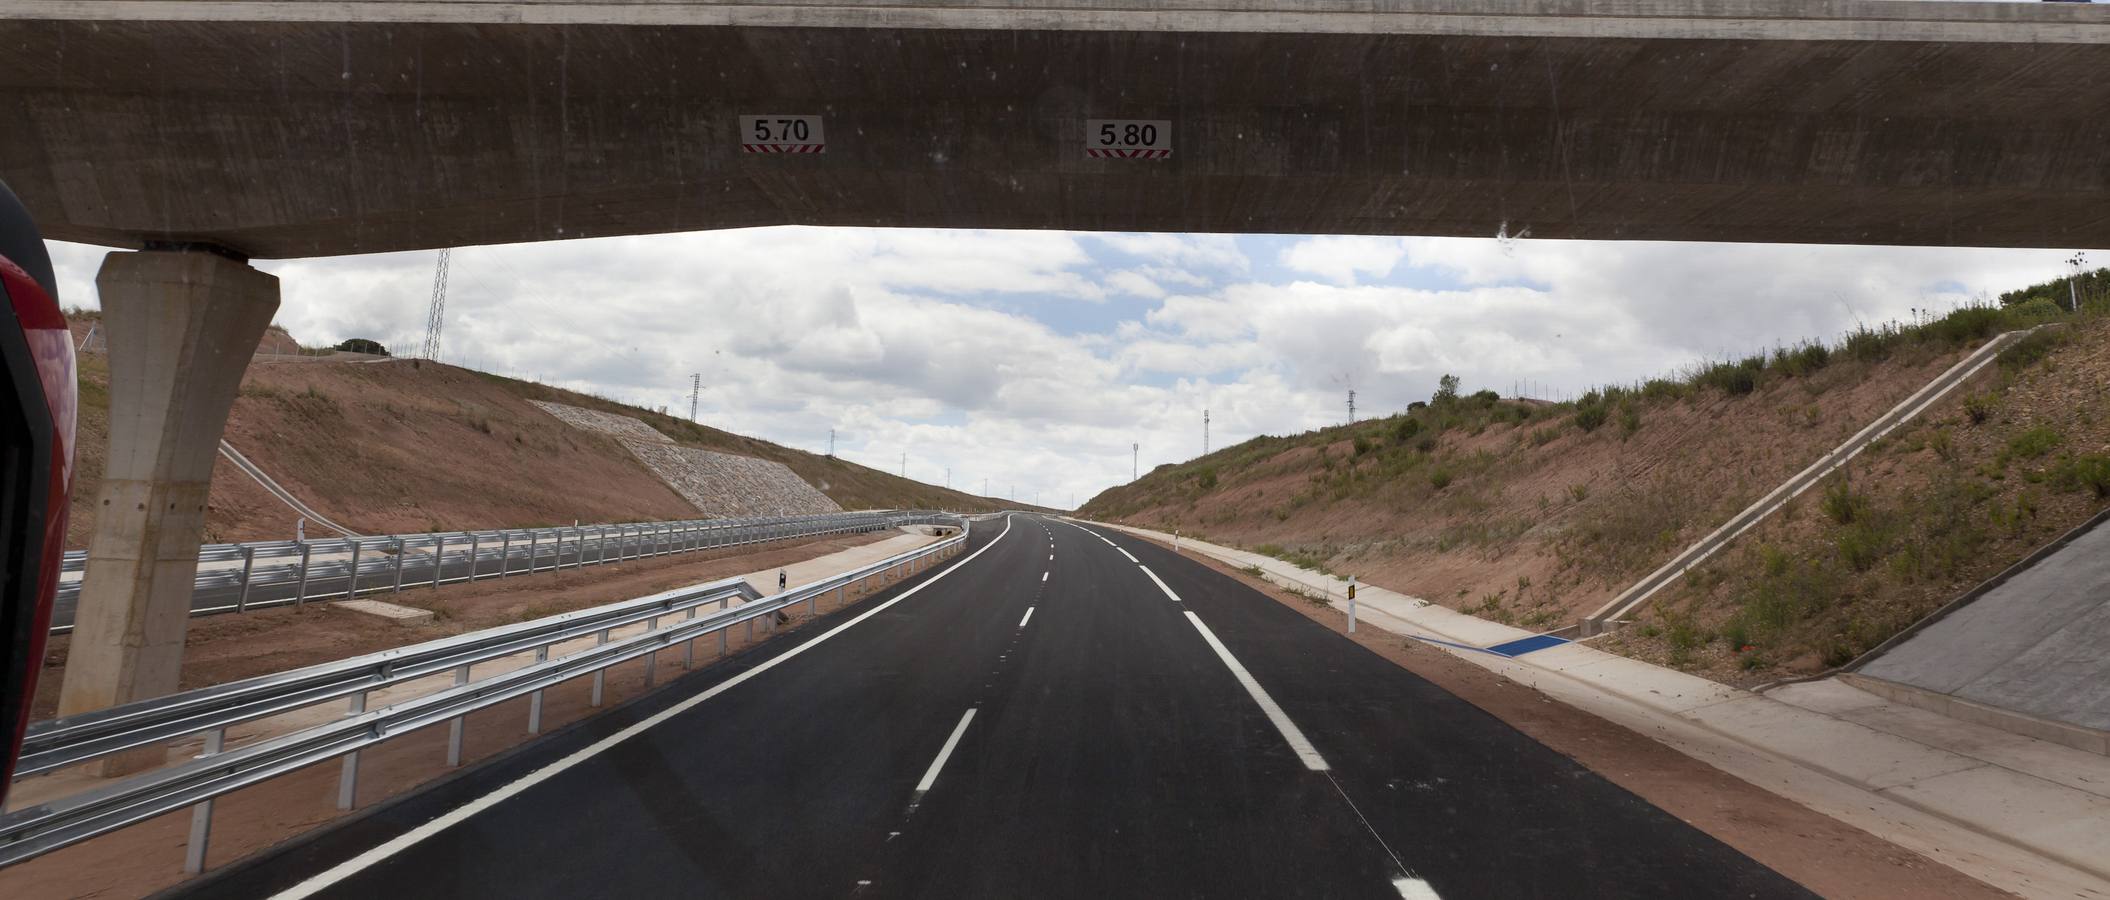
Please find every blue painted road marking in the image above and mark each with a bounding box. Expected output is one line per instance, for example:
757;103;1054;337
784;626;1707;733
1485;634;1569;657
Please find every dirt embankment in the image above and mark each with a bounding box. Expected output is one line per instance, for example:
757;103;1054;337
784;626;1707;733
61;312;1012;549
1086;344;1970;633
1610;322;2110;684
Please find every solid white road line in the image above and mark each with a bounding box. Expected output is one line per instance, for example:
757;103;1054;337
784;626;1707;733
272;515;1015;900
1018;607;1035;628
1140;565;1184;603
1393;876;1442;899
1182;610;1330;771
915;708;978;794
1116;547;1139;563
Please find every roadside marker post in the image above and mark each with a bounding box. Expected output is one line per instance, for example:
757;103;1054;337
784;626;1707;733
1347;576;1358;634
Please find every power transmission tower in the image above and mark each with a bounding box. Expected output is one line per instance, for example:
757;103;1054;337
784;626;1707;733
421;248;451;361
688;373;701;422
1203;409;1211;456
1347;390;1356;423
1132;442;1139;481
2070;251;2090;313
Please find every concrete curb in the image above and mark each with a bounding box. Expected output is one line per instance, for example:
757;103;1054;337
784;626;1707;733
1841;673;2110;758
1083;519;2110;898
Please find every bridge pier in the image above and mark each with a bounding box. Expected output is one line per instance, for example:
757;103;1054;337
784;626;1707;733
58;248;277;771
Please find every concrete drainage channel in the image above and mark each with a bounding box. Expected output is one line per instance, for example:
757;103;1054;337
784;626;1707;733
0;518;972;876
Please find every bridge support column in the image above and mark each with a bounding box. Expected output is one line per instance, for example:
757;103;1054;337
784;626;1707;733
59;249;277;768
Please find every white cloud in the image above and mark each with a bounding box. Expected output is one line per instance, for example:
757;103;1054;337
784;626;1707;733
1089;233;1248;273
1103;270;1167;299
1279;235;1408;286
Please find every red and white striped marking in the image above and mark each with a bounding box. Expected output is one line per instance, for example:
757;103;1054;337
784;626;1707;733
1085;147;1171;159
743;143;826;154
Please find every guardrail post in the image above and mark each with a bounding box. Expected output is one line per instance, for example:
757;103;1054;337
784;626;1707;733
683;608;697;669
468;534;480;583
527;532;539;575
183;727;226;874
528;646;549;734
591;629;609;707
597;527;609;565
432;535;446;589
346;540;363;600
336;692;366;810
293;541;313;607
837;584;846;609
235;545;256;613
643;618;659;686
392;538;407;592
499;532;511;578
446;665;470;767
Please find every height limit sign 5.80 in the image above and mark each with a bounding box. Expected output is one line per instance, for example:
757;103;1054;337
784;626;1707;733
1085;120;1171;159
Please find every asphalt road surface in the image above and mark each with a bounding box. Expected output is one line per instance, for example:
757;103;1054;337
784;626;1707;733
187;514;1814;899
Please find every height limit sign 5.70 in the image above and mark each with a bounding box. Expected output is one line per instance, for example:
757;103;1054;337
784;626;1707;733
740;115;825;154
1085;120;1171;159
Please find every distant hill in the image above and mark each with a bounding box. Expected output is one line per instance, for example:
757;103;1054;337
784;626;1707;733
62;312;1023;547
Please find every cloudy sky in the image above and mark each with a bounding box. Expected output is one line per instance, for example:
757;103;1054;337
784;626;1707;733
43;232;2087;509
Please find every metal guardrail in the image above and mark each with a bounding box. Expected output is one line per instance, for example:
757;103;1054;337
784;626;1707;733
1;514;970;871
52;510;921;632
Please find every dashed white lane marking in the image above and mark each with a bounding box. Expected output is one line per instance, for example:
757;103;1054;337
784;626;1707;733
1393;876;1442;898
1140;565;1183;603
914;708;978;795
1048;553;1054;561
1181;610;1330;772
1018;607;1035;628
1116;547;1138;563
271;515;1016;900
1042;571;1049;582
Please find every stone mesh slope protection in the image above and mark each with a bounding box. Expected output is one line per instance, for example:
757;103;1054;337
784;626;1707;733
529;401;840;517
529;400;675;444
625;442;841;517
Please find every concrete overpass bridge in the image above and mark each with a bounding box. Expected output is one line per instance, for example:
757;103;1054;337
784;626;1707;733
2;0;2107;725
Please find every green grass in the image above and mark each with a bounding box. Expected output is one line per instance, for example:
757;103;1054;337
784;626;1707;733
2005;425;2062;461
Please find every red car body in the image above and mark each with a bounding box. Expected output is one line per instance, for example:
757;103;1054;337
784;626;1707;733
0;180;74;804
